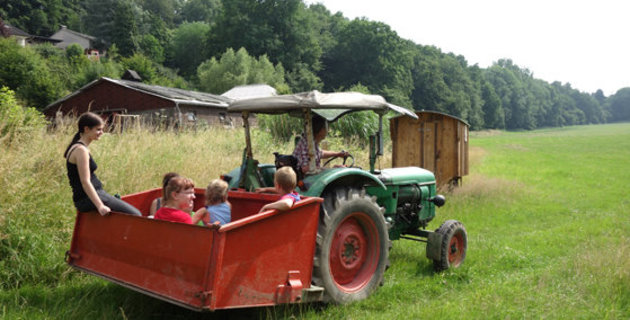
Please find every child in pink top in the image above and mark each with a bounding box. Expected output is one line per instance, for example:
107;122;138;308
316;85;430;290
259;166;301;213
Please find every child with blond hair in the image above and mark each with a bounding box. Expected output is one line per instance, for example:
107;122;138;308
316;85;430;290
259;166;301;213
192;179;231;226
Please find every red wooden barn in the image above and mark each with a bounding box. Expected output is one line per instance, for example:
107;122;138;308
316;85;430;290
43;77;236;127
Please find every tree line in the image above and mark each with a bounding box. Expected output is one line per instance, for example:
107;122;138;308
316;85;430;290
1;0;629;130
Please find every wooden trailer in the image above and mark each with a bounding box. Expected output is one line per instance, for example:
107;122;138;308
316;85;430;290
390;110;469;188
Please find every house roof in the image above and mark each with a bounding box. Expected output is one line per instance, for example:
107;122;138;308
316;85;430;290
4;24;31;37
221;84;277;100
44;77;231;112
50;26;96;41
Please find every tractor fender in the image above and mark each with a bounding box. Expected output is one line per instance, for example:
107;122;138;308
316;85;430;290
300;167;386;197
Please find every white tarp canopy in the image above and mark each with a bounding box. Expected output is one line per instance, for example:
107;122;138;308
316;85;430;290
228;90;418;121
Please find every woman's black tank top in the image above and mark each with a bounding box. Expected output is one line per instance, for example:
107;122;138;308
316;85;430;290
66;142;104;203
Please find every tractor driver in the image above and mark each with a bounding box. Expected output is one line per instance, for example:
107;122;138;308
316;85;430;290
292;115;349;175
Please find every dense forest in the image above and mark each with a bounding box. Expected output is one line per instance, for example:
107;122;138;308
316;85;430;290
1;0;629;130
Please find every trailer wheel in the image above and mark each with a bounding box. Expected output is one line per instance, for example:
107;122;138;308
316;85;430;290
432;220;467;271
313;188;390;303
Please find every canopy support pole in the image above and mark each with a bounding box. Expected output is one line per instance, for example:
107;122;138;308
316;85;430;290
303;108;316;174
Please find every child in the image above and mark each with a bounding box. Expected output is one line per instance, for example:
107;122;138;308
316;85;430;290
149;172;179;217
192;179;231;226
154;176;196;224
259;166;301;213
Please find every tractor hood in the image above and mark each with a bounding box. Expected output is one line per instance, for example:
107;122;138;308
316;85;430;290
227;90;418;121
377;167;436;185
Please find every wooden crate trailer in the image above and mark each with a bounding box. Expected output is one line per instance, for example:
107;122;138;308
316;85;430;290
390;110;469;188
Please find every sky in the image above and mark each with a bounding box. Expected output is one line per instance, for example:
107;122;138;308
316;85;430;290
306;0;630;96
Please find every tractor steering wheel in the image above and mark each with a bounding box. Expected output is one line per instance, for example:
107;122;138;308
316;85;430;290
323;151;355;168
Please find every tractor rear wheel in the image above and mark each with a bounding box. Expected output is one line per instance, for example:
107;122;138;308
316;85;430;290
432;220;467;271
312;187;390;303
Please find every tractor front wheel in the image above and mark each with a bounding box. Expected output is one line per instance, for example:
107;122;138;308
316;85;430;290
312;188;390;303
432;220;467;271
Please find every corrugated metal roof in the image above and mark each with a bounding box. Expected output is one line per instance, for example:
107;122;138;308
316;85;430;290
107;78;230;106
44;77;231;112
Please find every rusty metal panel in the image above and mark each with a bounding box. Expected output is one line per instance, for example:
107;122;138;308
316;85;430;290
68;211;214;309
210;197;322;309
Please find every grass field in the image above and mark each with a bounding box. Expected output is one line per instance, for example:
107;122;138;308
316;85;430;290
1;122;629;319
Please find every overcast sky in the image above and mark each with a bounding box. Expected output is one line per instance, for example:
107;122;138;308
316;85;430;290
306;0;630;96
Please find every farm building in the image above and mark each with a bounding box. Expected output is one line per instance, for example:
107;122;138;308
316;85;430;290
43;77;236;128
50;25;97;51
390;110;469;188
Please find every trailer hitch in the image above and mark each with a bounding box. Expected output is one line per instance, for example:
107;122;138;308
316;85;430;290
64;250;81;263
275;271;303;304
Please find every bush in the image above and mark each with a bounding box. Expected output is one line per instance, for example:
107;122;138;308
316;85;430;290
0;86;47;146
0;38;64;109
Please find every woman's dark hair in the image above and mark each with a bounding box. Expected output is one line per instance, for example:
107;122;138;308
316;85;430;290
312;115;327;135
63;112;104;158
161;172;180;198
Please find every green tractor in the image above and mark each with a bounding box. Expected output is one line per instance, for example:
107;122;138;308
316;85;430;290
224;91;467;303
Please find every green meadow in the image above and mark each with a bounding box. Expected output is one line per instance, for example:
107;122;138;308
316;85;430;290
1;122;629;319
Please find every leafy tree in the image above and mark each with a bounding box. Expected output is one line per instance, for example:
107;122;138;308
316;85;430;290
111;0;138;56
137;12;171;58
0;0;84;35
410;45;484;128
82;0;117;43
0;38;63;109
65;43;84;61
180;0;222;23
138;34;165;64
75;60;122;88
167;22;210;77
286;63;323;93
485;60;537;130
0;86;47;146
593;89;606;106
481;80;504;129
142;0;180;27
197;47;287;94
206;0;321;74
322;19;413;106
606;88;630;122
121;53;157;83
82;0;139;55
572;90;604;124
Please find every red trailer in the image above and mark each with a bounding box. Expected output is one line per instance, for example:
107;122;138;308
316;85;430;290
66;188;324;311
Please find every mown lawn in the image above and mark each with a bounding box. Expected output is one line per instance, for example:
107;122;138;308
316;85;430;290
1;123;629;319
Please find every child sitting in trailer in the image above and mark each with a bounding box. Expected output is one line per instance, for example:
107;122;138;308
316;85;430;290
258;166;301;213
192;179;232;226
149;172;179;217
154;176;196;224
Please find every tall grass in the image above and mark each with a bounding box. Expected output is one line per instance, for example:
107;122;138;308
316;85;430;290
1;121;629;319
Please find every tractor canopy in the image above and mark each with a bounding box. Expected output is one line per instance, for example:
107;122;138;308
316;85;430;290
227;90;418;121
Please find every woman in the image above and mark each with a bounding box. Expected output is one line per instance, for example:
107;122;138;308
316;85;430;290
154;176;196;224
292;115;349;175
64;112;141;216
